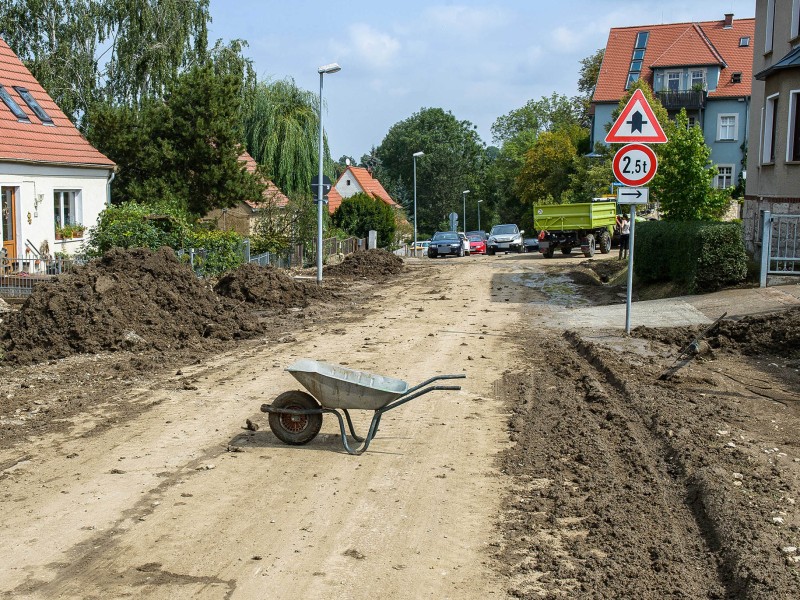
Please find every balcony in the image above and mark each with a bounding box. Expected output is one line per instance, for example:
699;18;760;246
655;90;706;111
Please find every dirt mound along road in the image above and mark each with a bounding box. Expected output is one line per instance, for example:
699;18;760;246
635;306;800;358
214;263;332;309
0;247;263;364
324;248;404;278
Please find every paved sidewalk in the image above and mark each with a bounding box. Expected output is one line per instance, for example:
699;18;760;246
543;282;800;330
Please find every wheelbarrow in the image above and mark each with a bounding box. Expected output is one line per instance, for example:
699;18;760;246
261;359;465;455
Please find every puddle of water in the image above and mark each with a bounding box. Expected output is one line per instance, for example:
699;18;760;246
511;273;592;308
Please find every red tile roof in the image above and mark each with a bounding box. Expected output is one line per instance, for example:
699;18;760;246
239;151;290;209
0;37;114;167
345;167;397;207
593;16;755;103
326;187;343;214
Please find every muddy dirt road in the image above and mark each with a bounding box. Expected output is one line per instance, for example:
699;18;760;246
1;251;799;599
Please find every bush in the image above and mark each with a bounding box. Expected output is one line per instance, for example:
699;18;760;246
634;221;747;293
186;229;246;277
332;193;396;248
84;201;191;256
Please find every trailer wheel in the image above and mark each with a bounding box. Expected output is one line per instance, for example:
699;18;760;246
599;231;612;254
487;248;495;256
582;234;596;258
561;246;572;255
268;391;323;445
543;248;555;258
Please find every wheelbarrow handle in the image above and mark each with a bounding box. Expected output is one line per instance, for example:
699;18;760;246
404;373;466;396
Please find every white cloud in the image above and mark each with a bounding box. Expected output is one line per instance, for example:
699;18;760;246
344;23;401;69
423;5;508;35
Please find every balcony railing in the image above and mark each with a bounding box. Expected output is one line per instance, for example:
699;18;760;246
655;90;706;111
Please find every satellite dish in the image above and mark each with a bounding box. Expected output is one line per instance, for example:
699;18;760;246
345;158;351;166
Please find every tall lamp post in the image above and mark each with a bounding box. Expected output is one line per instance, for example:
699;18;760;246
462;190;470;233
316;62;341;284
412;151;425;257
477;199;483;231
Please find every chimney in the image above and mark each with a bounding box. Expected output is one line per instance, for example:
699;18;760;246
723;13;734;28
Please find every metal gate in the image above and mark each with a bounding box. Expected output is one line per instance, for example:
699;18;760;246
760;211;800;287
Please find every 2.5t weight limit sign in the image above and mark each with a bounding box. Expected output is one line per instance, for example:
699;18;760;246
612;143;658;187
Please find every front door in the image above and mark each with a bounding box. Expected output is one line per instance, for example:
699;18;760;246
2;186;16;261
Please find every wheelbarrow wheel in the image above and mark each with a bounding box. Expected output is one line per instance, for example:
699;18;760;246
268;390;323;445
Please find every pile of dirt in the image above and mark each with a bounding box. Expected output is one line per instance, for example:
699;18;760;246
579;257;628;283
635;307;800;357
324;249;403;278
0;247;263;364
214;263;332;309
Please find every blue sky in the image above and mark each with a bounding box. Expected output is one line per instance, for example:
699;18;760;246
208;1;755;160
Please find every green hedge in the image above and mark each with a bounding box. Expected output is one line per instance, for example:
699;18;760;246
633;221;747;293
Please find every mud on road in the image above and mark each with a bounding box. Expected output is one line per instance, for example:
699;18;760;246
0;249;799;599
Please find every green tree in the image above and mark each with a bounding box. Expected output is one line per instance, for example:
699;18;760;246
516;129;578;205
332;193;396;248
376;108;484;234
0;0;210;126
651;110;730;221
575;48;605;127
88;62;263;216
491;93;581;144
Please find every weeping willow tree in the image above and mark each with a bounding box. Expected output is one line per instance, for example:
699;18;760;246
242;78;335;197
0;0;210;127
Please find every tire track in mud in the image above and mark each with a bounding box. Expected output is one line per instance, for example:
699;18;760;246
496;330;733;599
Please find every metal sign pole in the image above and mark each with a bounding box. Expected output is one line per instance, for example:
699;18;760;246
625;204;637;334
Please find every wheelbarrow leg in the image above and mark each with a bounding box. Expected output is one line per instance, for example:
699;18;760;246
341;409;365;443
328;409;383;455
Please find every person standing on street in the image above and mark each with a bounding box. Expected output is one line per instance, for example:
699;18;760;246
619;216;630;259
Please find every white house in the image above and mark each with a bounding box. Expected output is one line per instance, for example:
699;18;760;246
0;37;114;270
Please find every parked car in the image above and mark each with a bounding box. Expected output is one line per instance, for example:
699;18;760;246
467;233;487;254
428;231;465;258
411;240;430;254
523;236;539;253
486;224;524;255
457;232;471;256
466;230;487;241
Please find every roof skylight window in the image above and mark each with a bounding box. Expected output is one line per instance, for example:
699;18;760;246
13;87;53;125
635;31;650;49
0;85;30;122
739;36;751;47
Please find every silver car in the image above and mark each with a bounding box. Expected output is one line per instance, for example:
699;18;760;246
487;224;524;255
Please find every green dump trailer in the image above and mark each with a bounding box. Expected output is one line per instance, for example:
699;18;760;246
534;201;617;258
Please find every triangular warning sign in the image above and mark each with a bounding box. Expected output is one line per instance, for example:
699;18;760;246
605;89;668;144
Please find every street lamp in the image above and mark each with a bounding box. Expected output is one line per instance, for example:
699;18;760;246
462;190;470;233
316;62;341;284
477;199;483;231
412;151;424;257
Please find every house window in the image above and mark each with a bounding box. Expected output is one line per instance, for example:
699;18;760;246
766;0;776;53
632;49;645;60
691;70;706;89
629;60;642;72
667;71;681;92
715;165;734;189
718;114;738;141
731;72;742;84
626;73;639;89
763;93;779;164
53;190;82;229
792;0;800;40
788;90;800;162
0;85;29;121
635;31;650;49
687;116;697;128
346;179;351;186
739;37;750;47
13;87;53;125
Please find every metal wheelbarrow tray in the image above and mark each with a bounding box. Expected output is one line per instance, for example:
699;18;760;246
261;359;465;455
